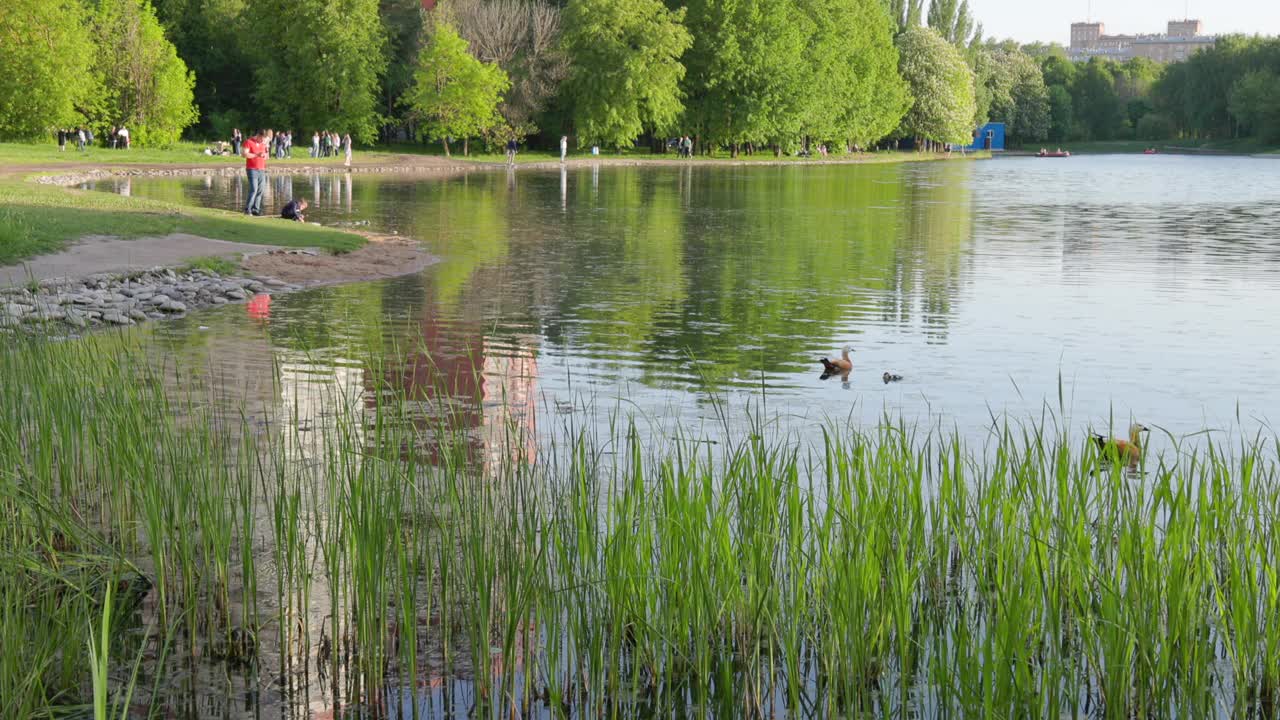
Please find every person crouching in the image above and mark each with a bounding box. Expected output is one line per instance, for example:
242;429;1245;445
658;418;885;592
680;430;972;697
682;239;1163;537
281;198;308;222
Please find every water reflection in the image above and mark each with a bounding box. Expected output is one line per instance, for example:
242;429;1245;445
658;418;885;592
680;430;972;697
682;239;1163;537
90;156;1280;445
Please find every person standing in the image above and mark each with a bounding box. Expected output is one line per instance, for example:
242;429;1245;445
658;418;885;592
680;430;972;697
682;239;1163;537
57;129;67;152
311;131;320;158
505;137;517;165
560;135;568;163
118;126;130;149
76;128;86;152
231;128;242;156
242;129;270;216
342;133;352;167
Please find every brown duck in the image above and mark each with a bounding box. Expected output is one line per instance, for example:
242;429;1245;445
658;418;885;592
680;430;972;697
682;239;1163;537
819;346;852;377
1092;423;1149;466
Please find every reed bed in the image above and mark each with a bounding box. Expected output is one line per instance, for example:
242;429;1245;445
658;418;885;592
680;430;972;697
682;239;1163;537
1;335;1278;719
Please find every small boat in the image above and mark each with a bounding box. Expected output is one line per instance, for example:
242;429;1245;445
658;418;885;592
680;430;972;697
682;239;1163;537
1037;150;1071;158
1143;148;1158;155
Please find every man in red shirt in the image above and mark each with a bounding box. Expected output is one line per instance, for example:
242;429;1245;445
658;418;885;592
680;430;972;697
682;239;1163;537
242;129;271;216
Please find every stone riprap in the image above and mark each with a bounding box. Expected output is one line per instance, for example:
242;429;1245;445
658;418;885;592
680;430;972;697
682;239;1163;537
0;267;299;332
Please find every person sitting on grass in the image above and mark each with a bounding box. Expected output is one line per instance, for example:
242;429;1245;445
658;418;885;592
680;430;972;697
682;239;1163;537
281;198;308;222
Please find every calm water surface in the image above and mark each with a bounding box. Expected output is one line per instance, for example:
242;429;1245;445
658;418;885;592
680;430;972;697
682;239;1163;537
90;155;1280;449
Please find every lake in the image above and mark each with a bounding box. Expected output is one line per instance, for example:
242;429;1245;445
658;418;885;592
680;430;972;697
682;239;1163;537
89;155;1280;451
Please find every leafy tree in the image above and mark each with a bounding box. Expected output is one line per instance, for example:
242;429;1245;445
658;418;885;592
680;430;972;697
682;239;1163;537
0;0;98;140
91;0;199;145
378;0;427;141
1228;69;1280;143
985;49;1049;145
798;0;908;147
896;27;976;145
681;0;807;154
251;0;386;142
151;0;253;136
884;0;923;35
562;0;691;149
1072;58;1121;140
927;0;979;47
403;22;509;155
1046;83;1072;141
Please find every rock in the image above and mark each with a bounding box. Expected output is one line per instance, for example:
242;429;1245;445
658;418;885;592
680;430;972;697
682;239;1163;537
103;311;132;325
224;288;247;300
211;296;228;304
0;315;19;329
70;294;96;305
148;294;171;306
4;303;33;318
160;300;187;313
128;309;148;322
64;312;87;329
133;291;155;302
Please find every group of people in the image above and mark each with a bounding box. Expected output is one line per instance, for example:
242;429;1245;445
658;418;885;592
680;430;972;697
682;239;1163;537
230;128;352;165
55;126;130;151
312;130;351;161
674;135;694;158
238;127;337;220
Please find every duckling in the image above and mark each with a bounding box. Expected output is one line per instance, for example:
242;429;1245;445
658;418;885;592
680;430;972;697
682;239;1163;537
819;346;853;376
882;372;903;384
1092;423;1149;466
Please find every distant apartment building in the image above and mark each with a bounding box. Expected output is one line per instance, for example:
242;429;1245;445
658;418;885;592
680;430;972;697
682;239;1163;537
1068;19;1215;63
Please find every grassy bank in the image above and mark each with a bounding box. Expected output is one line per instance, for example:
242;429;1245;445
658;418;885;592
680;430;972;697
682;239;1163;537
0;179;364;266
1058;138;1280;155
3;334;1278;718
0;141;404;169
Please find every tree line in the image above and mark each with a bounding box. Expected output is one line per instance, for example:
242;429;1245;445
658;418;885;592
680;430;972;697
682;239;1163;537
1;0;1277;151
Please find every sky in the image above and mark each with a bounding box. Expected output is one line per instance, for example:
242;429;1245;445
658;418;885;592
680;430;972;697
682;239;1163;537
965;0;1280;45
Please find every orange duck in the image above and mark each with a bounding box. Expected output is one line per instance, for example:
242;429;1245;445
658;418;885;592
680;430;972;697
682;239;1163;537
820;346;853;377
1092;423;1149;466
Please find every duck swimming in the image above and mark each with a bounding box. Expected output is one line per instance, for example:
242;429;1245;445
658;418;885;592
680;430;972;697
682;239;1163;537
820;346;852;377
1092;423;1149;466
882;372;903;383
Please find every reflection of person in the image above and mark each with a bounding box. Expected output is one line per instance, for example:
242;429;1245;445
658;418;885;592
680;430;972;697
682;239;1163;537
281;198;308;222
559;135;567;163
242;129;270;216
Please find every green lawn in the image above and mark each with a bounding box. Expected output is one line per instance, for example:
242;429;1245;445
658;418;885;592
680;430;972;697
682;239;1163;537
0;141;405;170
0;179;364;266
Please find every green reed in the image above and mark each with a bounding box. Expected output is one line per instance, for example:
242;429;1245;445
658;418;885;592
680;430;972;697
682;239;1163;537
3;334;1280;718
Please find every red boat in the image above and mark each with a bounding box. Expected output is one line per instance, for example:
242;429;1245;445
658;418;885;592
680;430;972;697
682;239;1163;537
1143;149;1158;155
1037;150;1071;158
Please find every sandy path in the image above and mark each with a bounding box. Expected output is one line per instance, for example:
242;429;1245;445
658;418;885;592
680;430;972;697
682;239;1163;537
0;234;280;288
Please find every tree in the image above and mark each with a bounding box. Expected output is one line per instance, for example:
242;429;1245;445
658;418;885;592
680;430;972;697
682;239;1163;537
927;0;979;47
1228;69;1280;143
561;0;691;149
681;0;807;154
1046;84;1072;141
448;0;569;138
151;0;254;136
91;0;199;145
1073;58;1122;140
377;0;427;142
884;0;922;35
985;48;1049;145
403;22;509;155
251;0;386;142
0;0;98;140
896;27;976;146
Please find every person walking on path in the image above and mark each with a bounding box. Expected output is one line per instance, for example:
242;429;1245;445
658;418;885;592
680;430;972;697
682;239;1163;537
76;128;86;152
231;128;242;156
242;129;270;216
118;126;130;149
57;129;67;152
560;135;568;163
343;133;352;167
506;138;517;165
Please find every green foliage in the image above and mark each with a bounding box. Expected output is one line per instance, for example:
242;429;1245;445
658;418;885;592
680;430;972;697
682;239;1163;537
798;0;909;145
984;48;1049;145
1073;58;1122;140
1136;112;1173;141
404;22;510;155
884;0;923;34
250;0;386;143
0;0;98;140
561;0;691;149
926;0;978;47
1152;35;1280;142
90;0;199;146
1228;69;1280;143
378;0;427;139
896;27;976;144
151;0;254;137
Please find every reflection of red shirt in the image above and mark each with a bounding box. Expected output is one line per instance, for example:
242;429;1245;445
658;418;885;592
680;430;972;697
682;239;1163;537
244;137;267;170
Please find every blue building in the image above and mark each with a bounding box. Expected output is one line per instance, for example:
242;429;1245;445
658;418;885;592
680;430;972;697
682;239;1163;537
967;122;1006;151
